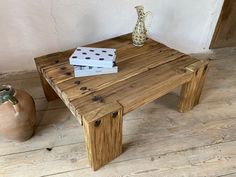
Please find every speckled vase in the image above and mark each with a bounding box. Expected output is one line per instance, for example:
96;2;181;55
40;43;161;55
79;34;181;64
132;5;152;47
0;85;36;141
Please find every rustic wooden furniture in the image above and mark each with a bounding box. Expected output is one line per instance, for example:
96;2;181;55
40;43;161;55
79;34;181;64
35;34;209;171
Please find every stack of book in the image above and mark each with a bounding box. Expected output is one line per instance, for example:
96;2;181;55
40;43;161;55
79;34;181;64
69;47;118;77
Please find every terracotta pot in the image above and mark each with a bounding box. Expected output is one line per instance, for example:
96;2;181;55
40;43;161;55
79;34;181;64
0;85;36;141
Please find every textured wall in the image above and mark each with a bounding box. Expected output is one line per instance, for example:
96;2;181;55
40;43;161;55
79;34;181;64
0;0;223;73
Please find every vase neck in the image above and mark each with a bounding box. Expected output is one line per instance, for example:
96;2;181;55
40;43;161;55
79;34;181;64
0;85;15;104
136;6;145;21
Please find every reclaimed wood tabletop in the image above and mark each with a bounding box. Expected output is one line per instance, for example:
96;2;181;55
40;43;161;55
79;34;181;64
35;33;209;170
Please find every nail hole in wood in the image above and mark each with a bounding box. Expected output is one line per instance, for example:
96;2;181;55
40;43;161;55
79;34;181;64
94;120;101;127
55;60;59;64
80;87;87;91
112;111;118;118
65;72;72;76
61;67;66;70
92;96;103;102
196;70;199;75
74;80;80;85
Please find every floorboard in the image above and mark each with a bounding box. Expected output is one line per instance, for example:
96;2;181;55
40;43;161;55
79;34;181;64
0;49;236;177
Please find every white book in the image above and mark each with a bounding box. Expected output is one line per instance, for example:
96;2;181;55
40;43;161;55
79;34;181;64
74;65;118;77
69;47;116;68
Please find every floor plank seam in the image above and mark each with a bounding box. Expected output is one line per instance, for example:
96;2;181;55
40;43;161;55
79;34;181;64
33;139;236;176
1;115;235;157
217;172;236;177
41;168;89;177
0;141;84;158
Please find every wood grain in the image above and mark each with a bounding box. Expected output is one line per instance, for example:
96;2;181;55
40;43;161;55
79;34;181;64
83;102;123;170
178;60;209;112
0;50;234;177
34;33;208;171
71;56;198;122
34;58;59;101
52;141;236;177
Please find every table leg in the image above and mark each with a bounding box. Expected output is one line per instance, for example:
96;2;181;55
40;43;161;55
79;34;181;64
178;60;209;113
83;108;123;171
39;73;59;101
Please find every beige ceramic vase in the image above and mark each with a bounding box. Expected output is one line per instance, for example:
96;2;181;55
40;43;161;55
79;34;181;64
0;85;36;141
132;5;152;47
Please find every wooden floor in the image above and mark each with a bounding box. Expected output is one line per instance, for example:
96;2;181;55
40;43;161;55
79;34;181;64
0;49;236;177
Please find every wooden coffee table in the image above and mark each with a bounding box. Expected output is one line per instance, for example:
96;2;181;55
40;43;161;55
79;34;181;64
35;34;209;171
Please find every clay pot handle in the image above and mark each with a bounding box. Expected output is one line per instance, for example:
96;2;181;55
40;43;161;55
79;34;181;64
8;96;20;114
145;11;153;32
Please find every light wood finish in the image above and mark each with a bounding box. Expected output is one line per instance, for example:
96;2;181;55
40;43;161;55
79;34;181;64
0;49;236;176
83;102;123;170
210;0;236;49
178;60;209;112
34;34;208;170
35;59;59;101
71;56;198;118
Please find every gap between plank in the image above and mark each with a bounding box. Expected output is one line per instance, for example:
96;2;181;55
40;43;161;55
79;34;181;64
41;139;236;177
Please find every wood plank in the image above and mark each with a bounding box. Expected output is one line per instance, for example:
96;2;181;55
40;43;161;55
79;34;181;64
0;96;235;157
70;57;197;123
0;71;39;82
1;61;235;106
30;34;209;171
178;60;209;112
38;73;59;101
41;43;165;87
83;102;123;170
42;41;164;84
218;172;236;177
34;33;139;72
43;47;183;107
48;141;236;177
35;33;204;130
1;65;234;113
0;76;45;99
1;116;236;177
0;42;235;177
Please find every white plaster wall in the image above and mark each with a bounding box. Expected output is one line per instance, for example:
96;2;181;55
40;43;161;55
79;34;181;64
0;0;224;73
149;0;224;53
